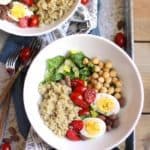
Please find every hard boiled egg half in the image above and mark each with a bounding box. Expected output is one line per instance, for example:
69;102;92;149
93;93;120;116
80;118;106;138
7;1;33;21
0;0;12;5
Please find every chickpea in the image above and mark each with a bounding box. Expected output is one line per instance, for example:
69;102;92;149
114;93;122;99
112;77;118;83
94;82;102;90
100;87;107;93
115;80;122;87
98;61;104;68
84;81;88;87
103;72;110;79
110;69;117;77
105;61;113;69
92;72;99;79
91;79;97;85
108;87;115;94
83;57;89;65
92;57;99;65
94;65;101;72
103;83;110;88
105;77;112;83
115;87;121;93
103;67;110;72
99;70;103;76
98;77;105;83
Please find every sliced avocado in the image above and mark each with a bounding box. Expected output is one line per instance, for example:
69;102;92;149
56;59;79;78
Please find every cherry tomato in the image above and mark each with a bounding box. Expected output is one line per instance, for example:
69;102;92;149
78;107;90;116
81;0;89;5
28;15;39;27
70;92;83;102
19;47;31;63
66;129;81;141
18;17;29;28
70;92;89;108
84;88;96;104
73;86;87;94
22;0;34;6
71;79;84;89
114;32;126;47
1;143;11;150
69;120;84;132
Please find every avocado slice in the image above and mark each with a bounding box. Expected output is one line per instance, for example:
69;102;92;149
57;59;79;78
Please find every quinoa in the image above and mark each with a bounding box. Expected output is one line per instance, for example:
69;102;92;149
38;82;80;136
32;0;76;25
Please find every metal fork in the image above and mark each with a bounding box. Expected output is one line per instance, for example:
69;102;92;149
0;38;42;138
0;38;42;106
5;53;19;75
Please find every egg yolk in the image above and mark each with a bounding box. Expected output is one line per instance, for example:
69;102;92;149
85;121;100;136
96;98;115;114
10;3;26;19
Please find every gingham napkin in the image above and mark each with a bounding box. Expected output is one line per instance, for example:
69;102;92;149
25;1;99;149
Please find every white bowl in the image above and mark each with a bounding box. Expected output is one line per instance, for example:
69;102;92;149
24;34;144;150
0;0;79;36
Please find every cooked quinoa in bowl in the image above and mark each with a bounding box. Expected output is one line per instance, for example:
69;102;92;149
24;35;143;149
0;0;77;28
38;82;80;136
33;0;76;25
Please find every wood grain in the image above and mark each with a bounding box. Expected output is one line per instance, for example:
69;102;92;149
134;43;150;112
135;115;150;150
0;94;10;138
134;0;150;41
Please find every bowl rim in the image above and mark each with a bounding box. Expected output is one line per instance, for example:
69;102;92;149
0;0;80;36
23;34;144;149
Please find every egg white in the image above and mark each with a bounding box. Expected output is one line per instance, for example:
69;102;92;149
7;1;33;22
0;0;12;5
94;93;120;116
80;117;106;138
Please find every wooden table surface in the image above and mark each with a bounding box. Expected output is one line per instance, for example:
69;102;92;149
0;1;149;149
134;0;150;149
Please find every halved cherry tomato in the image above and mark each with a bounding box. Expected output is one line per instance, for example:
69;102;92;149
1;143;11;150
70;92;89;108
69;120;84;132
78;107;90;116
70;92;83;101
73;86;87;94
81;0;89;5
71;79;84;89
66;129;81;141
18;17;29;28
84;88;96;104
19;47;31;63
28;15;39;27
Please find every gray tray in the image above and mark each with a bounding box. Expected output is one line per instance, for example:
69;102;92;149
97;0;134;149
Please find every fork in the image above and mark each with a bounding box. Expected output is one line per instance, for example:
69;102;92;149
0;38;42;106
0;38;42;138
